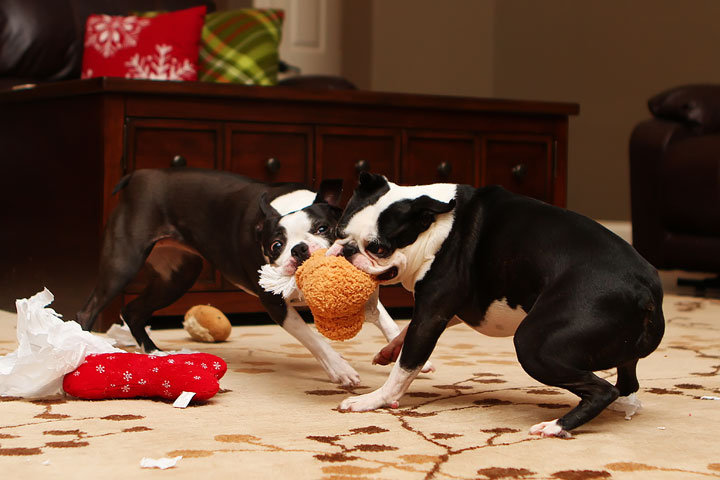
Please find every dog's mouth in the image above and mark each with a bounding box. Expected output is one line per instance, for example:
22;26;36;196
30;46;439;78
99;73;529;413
277;257;300;276
375;266;399;282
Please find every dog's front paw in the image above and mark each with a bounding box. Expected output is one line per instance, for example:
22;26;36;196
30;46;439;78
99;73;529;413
326;363;361;387
339;389;392;412
528;419;571;439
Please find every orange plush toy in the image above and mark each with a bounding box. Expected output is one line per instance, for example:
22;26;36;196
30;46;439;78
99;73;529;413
295;249;378;341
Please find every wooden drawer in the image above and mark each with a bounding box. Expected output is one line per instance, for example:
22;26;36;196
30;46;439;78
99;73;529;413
226;123;312;183
316;127;400;206
483;135;554;203
403;131;477;185
126;119;221;170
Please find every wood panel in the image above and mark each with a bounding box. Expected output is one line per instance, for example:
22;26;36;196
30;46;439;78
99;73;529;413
403;131;478;185
483;135;554;203
0;95;106;317
315;126;400;206
127;119;221;171
225;123;312;183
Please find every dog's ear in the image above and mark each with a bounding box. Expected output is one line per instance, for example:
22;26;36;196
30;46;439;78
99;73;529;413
412;195;456;215
314;179;343;207
256;193;280;241
382;195;456;246
412;196;456;229
400;195;456;230
258;192;280;219
357;172;388;195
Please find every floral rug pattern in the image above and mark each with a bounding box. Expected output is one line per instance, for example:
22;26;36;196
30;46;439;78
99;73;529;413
0;295;719;479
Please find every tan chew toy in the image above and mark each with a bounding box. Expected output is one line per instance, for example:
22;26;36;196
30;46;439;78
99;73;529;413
295;249;378;341
183;305;232;342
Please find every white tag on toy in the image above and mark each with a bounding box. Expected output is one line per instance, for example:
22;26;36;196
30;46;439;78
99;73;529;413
173;391;196;408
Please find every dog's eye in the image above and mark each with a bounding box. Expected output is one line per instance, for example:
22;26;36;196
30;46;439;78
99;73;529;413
365;241;387;257
315;224;328;234
270;241;284;255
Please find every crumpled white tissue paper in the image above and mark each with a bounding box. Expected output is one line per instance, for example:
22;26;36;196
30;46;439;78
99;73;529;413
140;456;182;469
0;288;122;398
105;322;141;347
607;392;643;420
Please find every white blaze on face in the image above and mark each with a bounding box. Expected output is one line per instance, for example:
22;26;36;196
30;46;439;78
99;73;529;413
275;210;312;274
341;182;457;290
271;190;316;216
270;190;330;275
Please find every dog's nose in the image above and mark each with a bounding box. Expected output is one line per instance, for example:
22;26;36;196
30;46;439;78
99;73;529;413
342;244;359;258
291;243;310;262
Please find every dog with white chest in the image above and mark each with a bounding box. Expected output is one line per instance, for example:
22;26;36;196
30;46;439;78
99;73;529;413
328;172;665;437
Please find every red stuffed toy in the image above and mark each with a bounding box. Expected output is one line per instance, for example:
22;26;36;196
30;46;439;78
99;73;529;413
63;352;227;401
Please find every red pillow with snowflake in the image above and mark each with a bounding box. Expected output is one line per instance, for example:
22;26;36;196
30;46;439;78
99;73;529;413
81;6;206;82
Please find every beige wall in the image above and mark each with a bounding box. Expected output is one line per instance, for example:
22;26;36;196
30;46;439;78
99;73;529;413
368;0;496;97
493;0;720;220
347;0;720;220
341;0;374;88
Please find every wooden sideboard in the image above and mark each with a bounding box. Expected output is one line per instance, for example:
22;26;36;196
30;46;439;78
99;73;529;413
0;78;578;328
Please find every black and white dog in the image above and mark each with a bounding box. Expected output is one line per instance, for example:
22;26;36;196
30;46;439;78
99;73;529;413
77;168;405;386
327;172;665;437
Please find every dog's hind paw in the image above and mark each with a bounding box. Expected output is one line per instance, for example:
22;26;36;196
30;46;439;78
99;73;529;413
529;419;571;438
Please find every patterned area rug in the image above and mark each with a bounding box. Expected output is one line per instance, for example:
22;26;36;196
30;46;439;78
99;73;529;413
1;294;719;479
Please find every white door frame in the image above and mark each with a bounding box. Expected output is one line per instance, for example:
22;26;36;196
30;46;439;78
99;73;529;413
254;0;343;76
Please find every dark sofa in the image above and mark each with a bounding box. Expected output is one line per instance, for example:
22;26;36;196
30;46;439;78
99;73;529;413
630;84;720;284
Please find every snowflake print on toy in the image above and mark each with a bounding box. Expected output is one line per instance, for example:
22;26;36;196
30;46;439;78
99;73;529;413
81;6;206;81
63;352;227;401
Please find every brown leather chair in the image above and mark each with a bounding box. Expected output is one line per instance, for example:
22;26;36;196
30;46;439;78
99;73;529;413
630;84;720;288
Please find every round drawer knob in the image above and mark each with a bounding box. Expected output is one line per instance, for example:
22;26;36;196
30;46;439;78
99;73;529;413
265;157;281;174
437;161;452;178
171;155;187;167
511;163;527;181
354;159;370;174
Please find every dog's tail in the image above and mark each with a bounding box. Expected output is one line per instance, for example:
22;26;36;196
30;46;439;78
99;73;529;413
112;174;133;195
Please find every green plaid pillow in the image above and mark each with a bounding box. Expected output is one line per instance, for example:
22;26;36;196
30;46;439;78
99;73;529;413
199;9;284;85
135;8;284;85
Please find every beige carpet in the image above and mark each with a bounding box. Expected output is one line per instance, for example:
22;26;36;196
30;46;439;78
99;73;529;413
1;294;719;479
